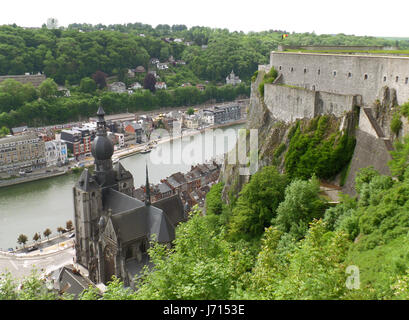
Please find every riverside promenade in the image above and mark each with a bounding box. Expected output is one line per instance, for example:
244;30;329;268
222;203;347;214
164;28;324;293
0;232;75;279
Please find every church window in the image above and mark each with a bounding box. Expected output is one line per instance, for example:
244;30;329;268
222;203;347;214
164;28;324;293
290;67;294;72
364;74;368;80
333;71;337;77
279;66;282;70
348;72;352;78
406;77;408;84
396;76;399;82
384;76;387;82
304;68;307;74
318;69;321;75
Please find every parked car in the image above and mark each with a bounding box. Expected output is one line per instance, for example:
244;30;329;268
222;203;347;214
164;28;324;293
27;246;38;252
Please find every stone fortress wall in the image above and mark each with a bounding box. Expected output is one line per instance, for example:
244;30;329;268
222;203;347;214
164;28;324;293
268;51;409;106
260;51;409;124
257;50;409;193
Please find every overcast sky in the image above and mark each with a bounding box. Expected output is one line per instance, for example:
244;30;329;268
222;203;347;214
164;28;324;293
1;0;408;37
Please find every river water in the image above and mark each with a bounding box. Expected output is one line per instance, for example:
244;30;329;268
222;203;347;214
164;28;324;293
0;123;244;249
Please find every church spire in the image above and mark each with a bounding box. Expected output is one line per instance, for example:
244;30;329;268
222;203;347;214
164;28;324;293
145;163;151;206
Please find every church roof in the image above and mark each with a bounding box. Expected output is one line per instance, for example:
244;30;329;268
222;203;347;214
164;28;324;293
104;188;175;244
153;194;187;227
103;188;145;214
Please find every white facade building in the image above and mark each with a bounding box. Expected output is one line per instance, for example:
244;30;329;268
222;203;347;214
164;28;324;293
45;139;68;167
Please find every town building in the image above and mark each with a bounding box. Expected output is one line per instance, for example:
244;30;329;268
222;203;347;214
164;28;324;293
135;66;146;73
0;74;46;87
45;139;68;167
108;82;126;93
202;110;215;125
0;133;46;173
155;82;167;90
73;107;186;287
11;126;29;135
157;63;169;70
123;121;143;144
150;58;160;65
184;114;200;129
60;128;91;159
213;105;242;124
129;82;142;90
114;133;125;148
226;70;242;85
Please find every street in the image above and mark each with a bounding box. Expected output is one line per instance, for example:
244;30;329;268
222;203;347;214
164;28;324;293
0;241;75;280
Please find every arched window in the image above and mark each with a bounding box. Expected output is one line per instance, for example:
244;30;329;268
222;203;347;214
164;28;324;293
396;76;399;83
304;68;307;74
364;74;368;80
406;77;408;84
318;69;321;75
348;72;352;78
290;67;294;72
383;76;387;82
333;71;337;77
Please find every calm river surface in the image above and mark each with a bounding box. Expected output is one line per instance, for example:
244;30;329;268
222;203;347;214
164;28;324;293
0;123;244;249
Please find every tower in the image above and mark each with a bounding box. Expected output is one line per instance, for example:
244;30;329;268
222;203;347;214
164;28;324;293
145;163;151;206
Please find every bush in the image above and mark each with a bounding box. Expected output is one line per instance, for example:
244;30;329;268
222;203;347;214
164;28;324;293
391;112;402;135
205;182;224;215
228;166;289;241
258;67;277;97
274;176;327;240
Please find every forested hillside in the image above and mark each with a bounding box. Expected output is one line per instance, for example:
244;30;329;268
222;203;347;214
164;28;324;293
0;23;406;130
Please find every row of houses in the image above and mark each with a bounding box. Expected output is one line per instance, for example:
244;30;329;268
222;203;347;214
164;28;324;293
0;132;70;174
133;161;221;210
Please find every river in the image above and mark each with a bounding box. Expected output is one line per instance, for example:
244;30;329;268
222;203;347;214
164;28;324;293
0;123;245;249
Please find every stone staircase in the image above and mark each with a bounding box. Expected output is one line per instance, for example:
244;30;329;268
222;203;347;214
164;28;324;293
363;108;394;152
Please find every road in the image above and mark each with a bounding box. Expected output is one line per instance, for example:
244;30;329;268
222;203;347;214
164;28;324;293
0;241;75;279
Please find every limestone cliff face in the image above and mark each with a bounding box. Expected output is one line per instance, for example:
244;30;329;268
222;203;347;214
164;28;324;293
219;72;399;201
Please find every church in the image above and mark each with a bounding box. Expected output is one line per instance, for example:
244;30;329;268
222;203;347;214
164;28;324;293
73;106;186;287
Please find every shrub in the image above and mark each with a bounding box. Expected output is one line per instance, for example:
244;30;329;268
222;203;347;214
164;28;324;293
391;112;402;135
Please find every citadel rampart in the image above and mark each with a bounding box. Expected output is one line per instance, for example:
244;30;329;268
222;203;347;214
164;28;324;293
266;51;409;107
255;50;409;194
264;83;360;123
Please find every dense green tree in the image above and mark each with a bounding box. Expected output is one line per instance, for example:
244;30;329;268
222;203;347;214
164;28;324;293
17;234;28;247
38;78;58;99
228;166;289;241
79;77;96;94
275;176;326;240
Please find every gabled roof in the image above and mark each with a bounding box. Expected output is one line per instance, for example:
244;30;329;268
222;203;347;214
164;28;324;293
103;188;176;244
54;265;94;298
153;194;187;227
103;188;145;214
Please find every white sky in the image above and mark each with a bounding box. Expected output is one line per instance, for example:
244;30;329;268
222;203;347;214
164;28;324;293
1;0;409;37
